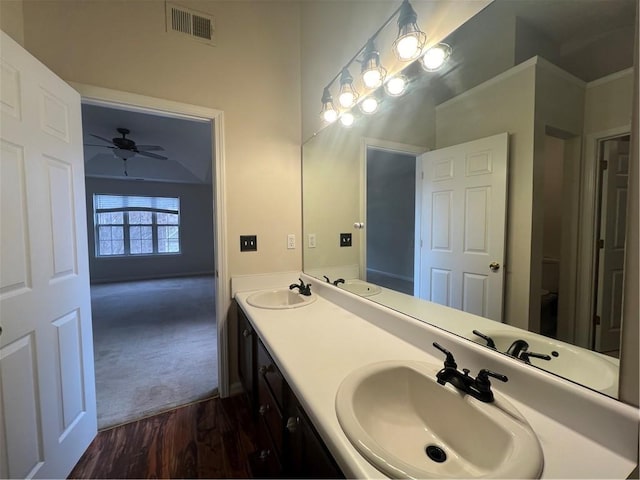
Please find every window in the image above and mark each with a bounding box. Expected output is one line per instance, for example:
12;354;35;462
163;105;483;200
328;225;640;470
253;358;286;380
94;194;181;257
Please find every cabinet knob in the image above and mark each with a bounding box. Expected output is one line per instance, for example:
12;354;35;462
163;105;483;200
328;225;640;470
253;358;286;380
286;416;299;433
259;404;270;416
259;449;271;461
258;364;274;375
242;328;252;338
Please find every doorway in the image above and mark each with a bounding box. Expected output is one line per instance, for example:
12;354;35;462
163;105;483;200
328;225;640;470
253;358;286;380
82;101;218;428
366;146;417;295
593;134;630;356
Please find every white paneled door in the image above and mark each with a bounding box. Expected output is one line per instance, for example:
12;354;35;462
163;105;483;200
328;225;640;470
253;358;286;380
0;32;97;478
417;133;508;322
595;137;629;352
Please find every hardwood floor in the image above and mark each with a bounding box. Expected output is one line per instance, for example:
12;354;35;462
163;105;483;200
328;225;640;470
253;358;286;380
69;395;258;479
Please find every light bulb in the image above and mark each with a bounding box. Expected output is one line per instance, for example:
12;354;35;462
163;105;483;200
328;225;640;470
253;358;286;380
385;76;407;96
362;69;382;89
360;97;378;114
340;112;354;127
339;91;356;108
422;44;451;71
395;35;420;60
322;108;338;123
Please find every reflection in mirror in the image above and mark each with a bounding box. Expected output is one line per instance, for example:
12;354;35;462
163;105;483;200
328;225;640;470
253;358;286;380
302;0;636;399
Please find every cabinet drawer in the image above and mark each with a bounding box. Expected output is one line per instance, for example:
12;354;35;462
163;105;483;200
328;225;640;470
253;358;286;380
257;340;285;411
257;373;284;455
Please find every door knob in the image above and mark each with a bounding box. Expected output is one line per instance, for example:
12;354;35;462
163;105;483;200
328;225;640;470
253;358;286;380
489;262;500;272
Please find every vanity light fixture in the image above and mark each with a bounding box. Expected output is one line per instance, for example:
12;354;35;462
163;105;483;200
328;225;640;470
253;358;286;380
421;43;452;71
385;75;408;96
392;0;427;61
340;112;355;127
338;68;359;108
320;87;339;123
360;96;379;114
361;40;387;89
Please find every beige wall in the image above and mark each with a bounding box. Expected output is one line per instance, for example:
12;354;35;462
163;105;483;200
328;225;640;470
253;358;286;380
435;63;536;331
584;69;634;134
0;0;24;45
22;0;302;282
300;0;490;141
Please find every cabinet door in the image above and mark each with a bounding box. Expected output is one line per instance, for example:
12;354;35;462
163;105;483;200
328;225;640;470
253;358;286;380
285;403;343;479
237;308;255;403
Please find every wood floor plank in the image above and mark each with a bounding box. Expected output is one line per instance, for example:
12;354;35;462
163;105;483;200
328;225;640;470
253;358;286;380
69;395;257;479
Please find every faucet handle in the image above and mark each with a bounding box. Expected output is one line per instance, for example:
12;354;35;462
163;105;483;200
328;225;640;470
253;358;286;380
472;330;496;349
476;369;508;384
520;351;552;363
432;342;457;369
323;275;331;283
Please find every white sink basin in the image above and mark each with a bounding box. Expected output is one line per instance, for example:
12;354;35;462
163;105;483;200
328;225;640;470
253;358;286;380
246;288;317;309
336;361;543;479
469;329;619;395
338;279;381;297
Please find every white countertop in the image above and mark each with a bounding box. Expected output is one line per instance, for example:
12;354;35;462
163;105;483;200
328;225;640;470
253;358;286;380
233;275;638;479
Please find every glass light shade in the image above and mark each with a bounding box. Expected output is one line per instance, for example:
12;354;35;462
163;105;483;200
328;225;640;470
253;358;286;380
361;40;386;89
395;34;421;60
393;0;427;61
322;107;338;123
338;68;358;108
320;87;338;123
360;97;379;114
339;90;356;108
422;43;452;71
340;112;355;127
362;68;383;89
385;76;407;96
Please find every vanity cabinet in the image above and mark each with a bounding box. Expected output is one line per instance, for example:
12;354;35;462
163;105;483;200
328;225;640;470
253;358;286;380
238;304;343;478
237;307;255;408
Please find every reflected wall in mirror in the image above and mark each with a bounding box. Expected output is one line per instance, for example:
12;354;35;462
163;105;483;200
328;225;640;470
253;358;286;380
302;0;637;400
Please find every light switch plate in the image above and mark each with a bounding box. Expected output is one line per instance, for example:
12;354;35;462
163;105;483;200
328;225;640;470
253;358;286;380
240;235;257;251
308;233;317;248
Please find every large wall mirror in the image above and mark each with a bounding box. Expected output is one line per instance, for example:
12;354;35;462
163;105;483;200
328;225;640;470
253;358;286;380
302;0;637;400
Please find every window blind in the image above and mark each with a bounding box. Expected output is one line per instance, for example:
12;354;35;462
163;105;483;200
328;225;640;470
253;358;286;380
94;194;180;214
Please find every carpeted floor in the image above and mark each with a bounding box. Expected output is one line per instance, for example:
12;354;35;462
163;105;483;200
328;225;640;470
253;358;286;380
91;275;218;429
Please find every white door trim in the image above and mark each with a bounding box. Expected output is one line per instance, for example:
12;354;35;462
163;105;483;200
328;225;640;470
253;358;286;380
360;137;426;281
575;126;630;348
68;83;231;397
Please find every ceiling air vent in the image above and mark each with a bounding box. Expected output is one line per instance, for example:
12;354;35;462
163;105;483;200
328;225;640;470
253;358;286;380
166;2;216;46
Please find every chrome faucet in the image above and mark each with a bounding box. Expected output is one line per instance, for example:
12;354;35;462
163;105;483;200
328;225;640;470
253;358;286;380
289;278;312;296
433;342;508;403
333;278;345;286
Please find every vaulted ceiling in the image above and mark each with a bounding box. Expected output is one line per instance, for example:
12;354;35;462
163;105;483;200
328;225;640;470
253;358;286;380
82;103;213;184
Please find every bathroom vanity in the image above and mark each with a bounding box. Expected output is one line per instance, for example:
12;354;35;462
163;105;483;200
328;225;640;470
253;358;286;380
233;273;638;479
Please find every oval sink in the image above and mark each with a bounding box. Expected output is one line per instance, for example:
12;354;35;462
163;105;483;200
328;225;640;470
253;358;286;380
469;329;618;395
338;279;381;297
246;288;317;309
336;361;543;479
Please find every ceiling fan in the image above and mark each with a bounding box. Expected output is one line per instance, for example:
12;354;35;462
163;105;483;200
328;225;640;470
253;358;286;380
84;127;168;176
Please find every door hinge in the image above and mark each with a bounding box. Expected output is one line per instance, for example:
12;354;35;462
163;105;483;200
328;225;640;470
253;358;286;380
594;314;601;326
598;239;604;248
421;171;424;180
600;160;608;170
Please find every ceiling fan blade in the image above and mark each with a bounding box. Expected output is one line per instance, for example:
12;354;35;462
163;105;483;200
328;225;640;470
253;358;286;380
88;133;114;145
84;143;116;148
137;151;168;160
135;145;165;151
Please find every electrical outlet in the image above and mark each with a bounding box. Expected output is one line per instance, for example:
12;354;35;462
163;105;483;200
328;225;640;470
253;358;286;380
240;235;257;252
340;233;352;247
287;234;296;249
308;233;317;248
